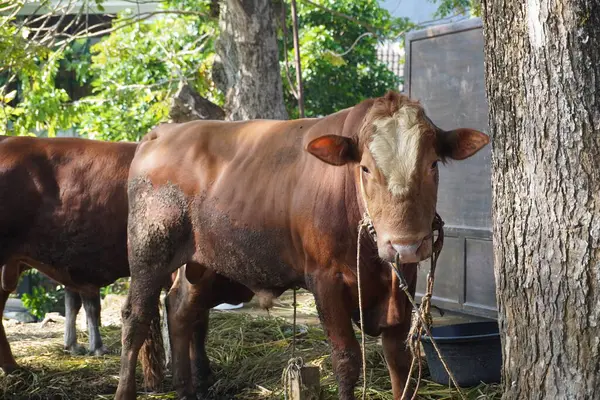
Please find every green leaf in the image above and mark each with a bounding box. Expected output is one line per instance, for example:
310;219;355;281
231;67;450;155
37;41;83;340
322;51;346;67
279;0;402;118
1;90;16;103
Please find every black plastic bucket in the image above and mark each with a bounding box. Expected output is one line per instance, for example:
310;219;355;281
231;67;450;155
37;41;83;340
419;321;502;387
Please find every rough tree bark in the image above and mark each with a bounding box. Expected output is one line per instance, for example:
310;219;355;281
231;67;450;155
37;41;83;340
212;0;288;121
169;84;225;122
482;1;600;399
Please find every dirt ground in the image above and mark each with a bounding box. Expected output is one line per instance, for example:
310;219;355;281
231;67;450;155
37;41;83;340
4;289;486;367
2;290;496;400
3;290;316;361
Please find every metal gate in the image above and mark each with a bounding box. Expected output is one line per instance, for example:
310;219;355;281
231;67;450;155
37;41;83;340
403;18;496;319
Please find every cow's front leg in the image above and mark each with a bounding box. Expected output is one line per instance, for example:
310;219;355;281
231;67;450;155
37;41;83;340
0;261;23;372
0;283;18;372
190;309;213;395
383;264;417;399
167;263;216;399
382;321;413;399
311;274;361;400
166;277;197;398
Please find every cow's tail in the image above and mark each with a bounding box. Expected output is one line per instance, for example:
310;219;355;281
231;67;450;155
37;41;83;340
140;304;166;391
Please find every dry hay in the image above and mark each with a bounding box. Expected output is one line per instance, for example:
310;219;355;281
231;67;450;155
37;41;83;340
0;312;501;399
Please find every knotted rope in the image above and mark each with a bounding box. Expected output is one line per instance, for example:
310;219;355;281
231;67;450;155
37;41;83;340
283;287;303;400
286;173;465;399
389;214;467;400
356;213;375;399
282;356;305;400
357;194;465;399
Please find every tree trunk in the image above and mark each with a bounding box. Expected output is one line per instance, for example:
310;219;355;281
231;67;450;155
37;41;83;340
482;1;600;399
212;0;288;121
169;84;225;122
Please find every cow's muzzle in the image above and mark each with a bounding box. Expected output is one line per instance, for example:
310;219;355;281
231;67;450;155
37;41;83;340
382;237;431;263
391;239;427;263
375;213;445;264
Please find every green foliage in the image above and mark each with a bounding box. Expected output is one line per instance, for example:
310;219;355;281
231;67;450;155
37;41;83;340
430;0;481;18
3;0;412;138
10;52;76;137
1;0;221;141
18;272;128;320
77;3;221;142
20;271;65;321
100;277;130;297
280;0;411;118
0;8;74;137
0;5;52;76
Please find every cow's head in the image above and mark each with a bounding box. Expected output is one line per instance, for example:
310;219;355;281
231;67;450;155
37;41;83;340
306;91;489;263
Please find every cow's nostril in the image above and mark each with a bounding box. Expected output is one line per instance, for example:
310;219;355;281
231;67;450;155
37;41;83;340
391;240;423;260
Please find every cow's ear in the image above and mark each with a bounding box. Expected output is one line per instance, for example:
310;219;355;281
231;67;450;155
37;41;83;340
306;135;357;166
441;128;490;160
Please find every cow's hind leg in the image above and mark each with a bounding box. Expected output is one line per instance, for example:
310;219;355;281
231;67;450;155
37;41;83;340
116;277;164;400
116;178;191;400
64;288;86;355
311;271;361;400
82;289;108;356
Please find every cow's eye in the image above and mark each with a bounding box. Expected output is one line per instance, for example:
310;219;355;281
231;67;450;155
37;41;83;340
431;161;438;169
361;165;370;174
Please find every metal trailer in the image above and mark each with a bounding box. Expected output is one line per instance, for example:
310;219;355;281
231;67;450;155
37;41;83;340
404;18;497;319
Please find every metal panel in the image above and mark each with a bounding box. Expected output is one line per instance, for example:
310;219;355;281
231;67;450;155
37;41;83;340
464;239;496;316
416;236;464;308
405;18;497;318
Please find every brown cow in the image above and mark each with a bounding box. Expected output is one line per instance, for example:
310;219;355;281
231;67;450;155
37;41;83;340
0;136;160;375
116;91;489;399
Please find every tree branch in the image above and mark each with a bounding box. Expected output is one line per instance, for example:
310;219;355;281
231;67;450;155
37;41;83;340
325;32;373;57
55;9;209;44
280;0;299;99
298;0;381;38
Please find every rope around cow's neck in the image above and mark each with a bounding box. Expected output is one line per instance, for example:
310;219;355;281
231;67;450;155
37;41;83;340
356;218;371;400
357;172;466;399
388;228;468;400
283;173;463;399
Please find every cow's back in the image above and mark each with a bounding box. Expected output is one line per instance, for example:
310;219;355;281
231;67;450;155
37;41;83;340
128;113;366;294
0;135;137;289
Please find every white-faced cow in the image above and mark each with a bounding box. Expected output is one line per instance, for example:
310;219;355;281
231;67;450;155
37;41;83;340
115;91;489;399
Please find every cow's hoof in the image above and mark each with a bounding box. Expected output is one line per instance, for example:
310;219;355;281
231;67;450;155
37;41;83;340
65;343;87;356
114;386;136;400
92;346;110;356
175;392;196;400
196;373;215;394
338;389;357;400
1;363;20;374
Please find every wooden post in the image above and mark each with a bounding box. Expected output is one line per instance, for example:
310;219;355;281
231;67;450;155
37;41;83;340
289;365;320;400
